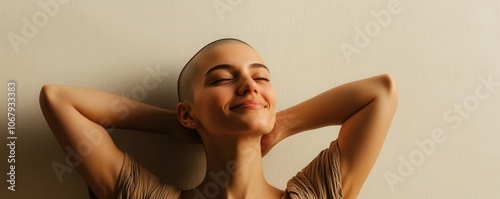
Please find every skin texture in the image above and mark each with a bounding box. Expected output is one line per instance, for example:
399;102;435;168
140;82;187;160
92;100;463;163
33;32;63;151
39;40;398;199
177;39;253;102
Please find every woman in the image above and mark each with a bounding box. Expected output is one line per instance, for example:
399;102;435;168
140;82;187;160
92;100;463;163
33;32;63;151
40;38;398;199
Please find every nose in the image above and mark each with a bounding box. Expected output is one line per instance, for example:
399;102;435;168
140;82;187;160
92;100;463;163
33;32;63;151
237;75;258;96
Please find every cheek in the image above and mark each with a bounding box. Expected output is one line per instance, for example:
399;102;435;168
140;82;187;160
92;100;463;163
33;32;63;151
262;87;277;109
197;88;231;113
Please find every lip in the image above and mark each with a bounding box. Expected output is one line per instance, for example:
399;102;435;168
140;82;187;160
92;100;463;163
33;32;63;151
230;99;266;110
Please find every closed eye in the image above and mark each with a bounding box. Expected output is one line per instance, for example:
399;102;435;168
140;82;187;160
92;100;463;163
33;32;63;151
254;77;270;82
210;78;234;85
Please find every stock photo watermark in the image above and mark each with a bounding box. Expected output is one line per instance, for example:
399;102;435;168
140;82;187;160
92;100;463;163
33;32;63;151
384;74;500;192
212;0;244;21
7;0;70;53
50;64;169;182
6;82;17;191
340;0;403;64
191;146;261;198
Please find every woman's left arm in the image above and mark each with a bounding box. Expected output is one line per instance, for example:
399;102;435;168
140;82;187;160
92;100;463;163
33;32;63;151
261;74;398;196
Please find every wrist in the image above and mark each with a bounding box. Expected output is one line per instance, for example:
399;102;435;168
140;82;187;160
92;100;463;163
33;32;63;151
276;109;298;139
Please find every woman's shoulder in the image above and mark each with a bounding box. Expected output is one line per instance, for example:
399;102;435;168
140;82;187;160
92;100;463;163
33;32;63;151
285;139;343;199
115;153;182;198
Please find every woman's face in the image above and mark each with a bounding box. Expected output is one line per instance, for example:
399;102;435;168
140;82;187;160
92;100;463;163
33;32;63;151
189;42;276;137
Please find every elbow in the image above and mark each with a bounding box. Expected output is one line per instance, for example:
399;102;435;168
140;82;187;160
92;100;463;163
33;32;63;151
379;74;399;105
39;84;61;111
39;84;54;104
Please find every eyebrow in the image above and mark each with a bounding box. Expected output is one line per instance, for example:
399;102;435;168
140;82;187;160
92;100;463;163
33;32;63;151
204;63;269;77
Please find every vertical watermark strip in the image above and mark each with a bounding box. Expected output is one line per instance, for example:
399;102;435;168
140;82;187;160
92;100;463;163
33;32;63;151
6;81;17;191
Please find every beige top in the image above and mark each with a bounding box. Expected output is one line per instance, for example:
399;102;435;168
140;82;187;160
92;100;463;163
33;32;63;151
114;140;342;199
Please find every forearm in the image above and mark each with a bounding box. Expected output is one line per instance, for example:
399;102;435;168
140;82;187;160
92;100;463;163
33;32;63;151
40;84;180;133
281;74;396;136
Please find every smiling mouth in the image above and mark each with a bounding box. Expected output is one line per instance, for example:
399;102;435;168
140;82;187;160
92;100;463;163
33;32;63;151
230;100;267;110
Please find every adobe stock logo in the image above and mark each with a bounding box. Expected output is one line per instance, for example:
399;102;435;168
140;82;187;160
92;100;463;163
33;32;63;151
212;0;244;21
384;74;500;192
7;0;70;53
340;0;403;64
191;146;262;198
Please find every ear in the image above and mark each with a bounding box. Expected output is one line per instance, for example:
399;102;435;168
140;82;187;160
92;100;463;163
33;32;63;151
176;102;197;129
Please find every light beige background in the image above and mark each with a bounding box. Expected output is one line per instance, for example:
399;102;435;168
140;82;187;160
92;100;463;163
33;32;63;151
1;0;499;198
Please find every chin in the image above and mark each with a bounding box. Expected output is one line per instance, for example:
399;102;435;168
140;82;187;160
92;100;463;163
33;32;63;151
207;111;275;135
235;118;274;134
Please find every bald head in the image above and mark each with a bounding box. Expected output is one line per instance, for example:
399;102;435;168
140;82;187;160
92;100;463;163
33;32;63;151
177;38;252;102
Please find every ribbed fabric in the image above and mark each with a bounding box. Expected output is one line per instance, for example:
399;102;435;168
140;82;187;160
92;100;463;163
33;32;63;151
114;153;181;199
113;140;342;199
286;140;343;199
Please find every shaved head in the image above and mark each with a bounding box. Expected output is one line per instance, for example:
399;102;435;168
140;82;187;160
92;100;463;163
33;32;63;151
177;38;252;102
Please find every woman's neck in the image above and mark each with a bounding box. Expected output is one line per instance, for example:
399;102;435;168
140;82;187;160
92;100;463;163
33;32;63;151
187;134;283;199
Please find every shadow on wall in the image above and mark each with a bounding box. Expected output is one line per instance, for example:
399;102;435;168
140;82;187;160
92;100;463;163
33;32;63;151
42;63;207;196
103;63;207;189
111;130;206;189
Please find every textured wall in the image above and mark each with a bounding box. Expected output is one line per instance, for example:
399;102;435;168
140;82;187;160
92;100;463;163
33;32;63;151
1;0;499;198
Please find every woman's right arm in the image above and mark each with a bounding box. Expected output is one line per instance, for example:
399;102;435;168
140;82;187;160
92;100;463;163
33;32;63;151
39;85;198;198
261;74;398;198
